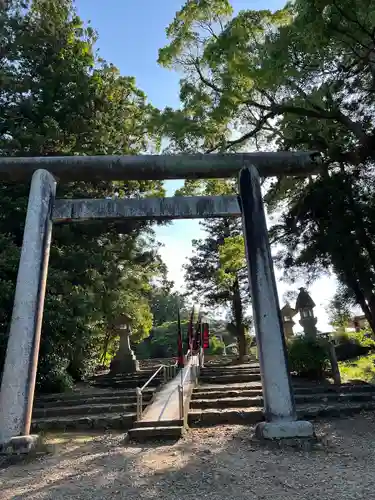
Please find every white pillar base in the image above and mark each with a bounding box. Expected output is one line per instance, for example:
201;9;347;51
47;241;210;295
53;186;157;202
255;420;314;440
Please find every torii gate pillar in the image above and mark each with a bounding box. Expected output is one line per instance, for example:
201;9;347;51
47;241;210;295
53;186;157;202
239;166;313;439
0;170;56;451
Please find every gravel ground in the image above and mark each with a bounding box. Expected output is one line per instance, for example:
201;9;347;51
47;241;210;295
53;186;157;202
1;413;375;500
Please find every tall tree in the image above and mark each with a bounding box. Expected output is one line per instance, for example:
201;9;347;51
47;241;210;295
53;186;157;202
157;0;375;333
176;177;250;359
0;0;165;391
184;217;250;360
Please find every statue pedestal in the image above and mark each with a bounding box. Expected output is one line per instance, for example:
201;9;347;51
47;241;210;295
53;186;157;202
110;325;139;374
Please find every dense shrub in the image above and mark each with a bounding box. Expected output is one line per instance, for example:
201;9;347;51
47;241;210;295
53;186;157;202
287;336;330;379
334;330;375;361
36;365;74;394
207;335;225;355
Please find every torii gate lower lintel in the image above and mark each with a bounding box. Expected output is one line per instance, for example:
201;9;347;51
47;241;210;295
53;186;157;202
0;152;318;449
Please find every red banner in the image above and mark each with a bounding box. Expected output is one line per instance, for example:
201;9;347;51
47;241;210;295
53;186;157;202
203;321;209;349
177;306;184;368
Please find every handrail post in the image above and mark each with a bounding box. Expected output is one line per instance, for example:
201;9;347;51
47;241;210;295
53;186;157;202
163;364;167;383
136;387;142;421
178;384;184;420
328;341;341;385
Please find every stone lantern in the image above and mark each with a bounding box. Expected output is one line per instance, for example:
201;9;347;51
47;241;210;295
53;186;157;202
110;313;140;374
295;287;318;338
280;303;297;339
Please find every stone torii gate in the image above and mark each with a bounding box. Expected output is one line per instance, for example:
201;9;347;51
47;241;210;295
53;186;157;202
0;152;320;450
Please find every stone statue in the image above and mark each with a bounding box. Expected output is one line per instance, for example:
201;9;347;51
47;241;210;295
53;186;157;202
110;313;140;374
295;287;318;338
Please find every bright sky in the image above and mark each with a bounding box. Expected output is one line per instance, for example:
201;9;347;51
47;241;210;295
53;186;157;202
76;0;338;332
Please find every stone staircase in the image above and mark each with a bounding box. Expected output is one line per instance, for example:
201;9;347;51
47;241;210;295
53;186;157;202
189;363;375;427
32;370;164;432
128;419;185;441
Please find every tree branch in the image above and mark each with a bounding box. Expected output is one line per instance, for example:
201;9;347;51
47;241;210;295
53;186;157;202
194;59;223;94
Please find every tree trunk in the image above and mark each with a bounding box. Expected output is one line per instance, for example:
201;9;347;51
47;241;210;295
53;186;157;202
100;330;112;366
345;276;375;335
237;325;247;362
231;276;247;363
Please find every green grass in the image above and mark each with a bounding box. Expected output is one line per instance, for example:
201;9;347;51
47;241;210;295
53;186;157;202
339;354;375;384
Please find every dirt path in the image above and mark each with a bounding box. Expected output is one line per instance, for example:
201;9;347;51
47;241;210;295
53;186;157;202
2;414;375;499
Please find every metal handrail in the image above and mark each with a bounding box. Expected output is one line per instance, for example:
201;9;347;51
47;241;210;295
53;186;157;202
181;363;191;385
177;354;201;421
136;361;178;421
140;365;164;392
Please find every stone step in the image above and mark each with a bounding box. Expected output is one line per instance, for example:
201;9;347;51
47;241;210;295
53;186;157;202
189;401;375;428
189;407;264;427
32;401;146;419
191;392;375;410
35;393;153;409
92;372;162;380
201;362;260;371
195;382;263;392
128;426;184;442
91;376;163;388
194;382;375;396
133;419;184;428
199;372;261;378
191;396;263;409
192;389;263;399
32;412;136;432
297;401;375;420
200;371;261;378
90;370;156;380
35;387;155;403
297;392;375;404
200;367;260;374
199;374;262;384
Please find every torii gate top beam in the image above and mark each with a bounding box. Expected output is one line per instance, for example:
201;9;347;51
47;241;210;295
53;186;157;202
0;151;320;182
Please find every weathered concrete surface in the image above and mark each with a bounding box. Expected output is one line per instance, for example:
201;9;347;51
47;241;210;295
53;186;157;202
0;434;42;455
239;166;312;437
0;151;321;182
239;166;295;421
53;195;242;222
0;169;56;445
255;420;314;439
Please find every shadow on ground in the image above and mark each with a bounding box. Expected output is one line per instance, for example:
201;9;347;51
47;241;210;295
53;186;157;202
1;414;375;499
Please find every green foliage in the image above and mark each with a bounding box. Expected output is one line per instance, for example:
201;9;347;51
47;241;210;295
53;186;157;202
327;289;352;334
339;354;375;384
0;0;165;390
334;329;375;361
158;0;375;335
149;288;188;327
184;216;250;359
206;335;225;355
353;331;375;350
287;336;330;379
136;320;188;359
136;319;227;359
37;363;74;394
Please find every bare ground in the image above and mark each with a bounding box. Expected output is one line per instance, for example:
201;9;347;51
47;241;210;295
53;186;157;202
2;413;375;500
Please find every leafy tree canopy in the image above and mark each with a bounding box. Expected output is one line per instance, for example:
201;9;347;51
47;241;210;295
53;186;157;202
0;0;166;390
157;0;375;335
